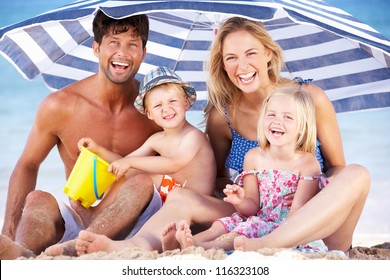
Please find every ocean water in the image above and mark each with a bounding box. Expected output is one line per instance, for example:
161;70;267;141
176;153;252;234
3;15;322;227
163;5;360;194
0;0;389;242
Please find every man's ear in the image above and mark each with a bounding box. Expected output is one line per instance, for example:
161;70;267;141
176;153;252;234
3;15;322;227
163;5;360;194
92;41;100;58
142;47;147;61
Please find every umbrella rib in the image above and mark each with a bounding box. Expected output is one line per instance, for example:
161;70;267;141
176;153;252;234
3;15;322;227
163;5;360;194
149;13;214;29
172;13;202;71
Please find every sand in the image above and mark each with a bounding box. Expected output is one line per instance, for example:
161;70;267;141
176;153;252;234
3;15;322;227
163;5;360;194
20;242;390;260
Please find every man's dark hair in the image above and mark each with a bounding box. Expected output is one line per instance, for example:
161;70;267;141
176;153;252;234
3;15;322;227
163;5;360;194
93;10;149;47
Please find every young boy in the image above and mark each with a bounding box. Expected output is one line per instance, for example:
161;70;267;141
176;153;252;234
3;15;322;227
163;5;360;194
78;66;216;206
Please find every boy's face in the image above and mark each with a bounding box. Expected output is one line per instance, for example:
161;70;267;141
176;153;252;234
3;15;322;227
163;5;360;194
145;85;190;129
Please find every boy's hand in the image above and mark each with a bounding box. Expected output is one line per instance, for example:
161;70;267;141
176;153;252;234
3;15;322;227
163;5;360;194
78;137;99;153
108;158;132;179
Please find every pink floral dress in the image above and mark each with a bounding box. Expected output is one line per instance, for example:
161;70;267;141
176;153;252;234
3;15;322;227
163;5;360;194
218;169;328;251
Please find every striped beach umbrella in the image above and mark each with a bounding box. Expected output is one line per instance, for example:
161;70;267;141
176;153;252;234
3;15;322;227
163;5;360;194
0;0;389;113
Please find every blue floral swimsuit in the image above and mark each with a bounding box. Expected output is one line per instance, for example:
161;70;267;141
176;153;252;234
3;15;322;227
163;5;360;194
224;108;325;175
224;78;325;175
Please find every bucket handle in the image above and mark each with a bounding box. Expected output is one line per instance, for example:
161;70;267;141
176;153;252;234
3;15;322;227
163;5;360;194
93;156;104;199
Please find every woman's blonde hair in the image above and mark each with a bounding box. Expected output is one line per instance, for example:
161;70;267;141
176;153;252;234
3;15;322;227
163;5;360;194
205;17;287;117
257;87;317;154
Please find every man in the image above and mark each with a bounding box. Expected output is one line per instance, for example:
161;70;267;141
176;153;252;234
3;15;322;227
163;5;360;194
0;10;162;259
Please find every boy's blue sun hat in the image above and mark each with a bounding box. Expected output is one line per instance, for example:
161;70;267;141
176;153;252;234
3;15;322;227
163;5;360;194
135;66;197;114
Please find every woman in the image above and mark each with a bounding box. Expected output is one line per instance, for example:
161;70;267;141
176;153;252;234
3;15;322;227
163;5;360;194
204;17;369;252
165;87;328;253
73;17;369;255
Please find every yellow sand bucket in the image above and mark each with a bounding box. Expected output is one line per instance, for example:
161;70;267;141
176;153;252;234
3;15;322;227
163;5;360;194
63;146;116;208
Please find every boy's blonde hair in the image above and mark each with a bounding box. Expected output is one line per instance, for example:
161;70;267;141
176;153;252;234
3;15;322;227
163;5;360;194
144;83;187;111
257;87;317;154
204;16;288;117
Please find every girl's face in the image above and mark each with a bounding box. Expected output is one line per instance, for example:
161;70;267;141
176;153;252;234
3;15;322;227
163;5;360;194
222;30;272;94
263;94;300;148
145;85;189;129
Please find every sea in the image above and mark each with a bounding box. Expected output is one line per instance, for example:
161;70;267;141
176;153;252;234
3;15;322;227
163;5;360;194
0;0;389;244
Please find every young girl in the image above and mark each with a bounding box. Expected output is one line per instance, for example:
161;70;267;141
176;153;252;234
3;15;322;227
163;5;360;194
165;87;327;252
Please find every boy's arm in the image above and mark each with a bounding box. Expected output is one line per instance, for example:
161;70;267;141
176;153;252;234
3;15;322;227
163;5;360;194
96;148;122;163
80;138;122;163
119;130;201;175
81;131;158;164
124;137;157;157
109;131;197;178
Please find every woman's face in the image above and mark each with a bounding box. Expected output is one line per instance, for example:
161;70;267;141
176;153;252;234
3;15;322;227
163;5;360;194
222;30;272;94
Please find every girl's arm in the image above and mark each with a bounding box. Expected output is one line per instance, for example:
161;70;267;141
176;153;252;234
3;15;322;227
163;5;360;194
288;155;322;217
224;149;260;216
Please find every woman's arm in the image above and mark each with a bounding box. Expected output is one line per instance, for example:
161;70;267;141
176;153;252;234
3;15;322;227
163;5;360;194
283;84;345;206
205;107;233;193
307;84;346;178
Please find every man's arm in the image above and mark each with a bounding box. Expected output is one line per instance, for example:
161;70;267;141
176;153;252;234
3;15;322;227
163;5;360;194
2;94;61;239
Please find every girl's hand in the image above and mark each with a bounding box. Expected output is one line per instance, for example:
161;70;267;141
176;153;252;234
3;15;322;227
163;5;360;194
108;157;132;179
77;137;99;153
283;192;295;207
223;184;245;205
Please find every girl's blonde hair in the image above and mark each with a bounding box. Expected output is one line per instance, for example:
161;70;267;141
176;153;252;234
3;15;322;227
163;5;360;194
257;87;317;154
204;16;288;117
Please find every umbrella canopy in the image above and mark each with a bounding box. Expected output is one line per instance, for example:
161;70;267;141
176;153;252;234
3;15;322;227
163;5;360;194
0;0;389;113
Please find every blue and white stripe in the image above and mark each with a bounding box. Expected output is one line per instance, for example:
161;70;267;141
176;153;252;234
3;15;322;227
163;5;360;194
0;0;389;113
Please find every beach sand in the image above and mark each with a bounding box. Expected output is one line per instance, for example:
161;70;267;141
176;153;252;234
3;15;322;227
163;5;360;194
20;241;390;260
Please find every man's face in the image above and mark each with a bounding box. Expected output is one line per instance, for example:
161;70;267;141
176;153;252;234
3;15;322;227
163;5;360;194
93;27;146;84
